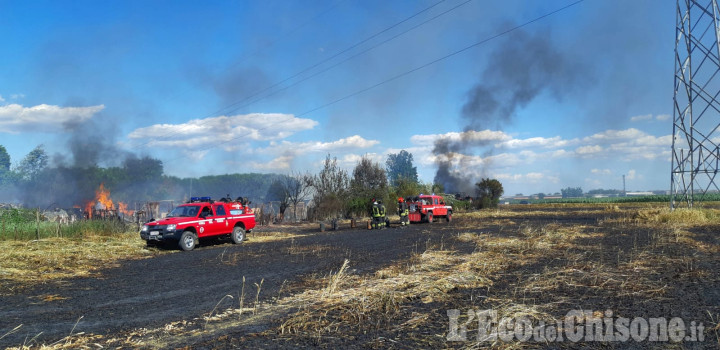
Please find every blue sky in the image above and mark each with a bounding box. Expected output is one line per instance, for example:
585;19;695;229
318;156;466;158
0;0;675;195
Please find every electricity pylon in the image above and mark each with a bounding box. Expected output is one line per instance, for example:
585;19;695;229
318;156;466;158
671;0;720;208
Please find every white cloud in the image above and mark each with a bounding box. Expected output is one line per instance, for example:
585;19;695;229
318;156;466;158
127;113;318;148
626;169;637;180
183;149;209;161
259;135;379;156
584;128;646;142
410;129;510;145
0;95;4;103
630;114;670;122
385;146;433;166
591;168;612;175
551;149;571;158
576;145;604;155
498;136;575;149
630;114;652;122
249;155;293;171
526;172;544;180
339;153;384;167
237;135;382;170
575;128;672;160
0;103;104;133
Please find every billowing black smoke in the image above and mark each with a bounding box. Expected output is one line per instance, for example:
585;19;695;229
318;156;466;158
432;137;474;194
7;114;165;209
433;28;585;193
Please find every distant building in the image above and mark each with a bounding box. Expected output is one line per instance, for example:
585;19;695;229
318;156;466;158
625;191;654;197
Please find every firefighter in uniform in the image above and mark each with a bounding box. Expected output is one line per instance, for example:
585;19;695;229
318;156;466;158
371;200;382;229
378;200;387;229
398;197;409;227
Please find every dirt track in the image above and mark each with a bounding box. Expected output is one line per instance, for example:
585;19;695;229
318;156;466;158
0;221;456;348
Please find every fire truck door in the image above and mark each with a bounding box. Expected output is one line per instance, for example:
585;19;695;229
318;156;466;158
434;198;447;216
212;204;231;234
198;206;219;237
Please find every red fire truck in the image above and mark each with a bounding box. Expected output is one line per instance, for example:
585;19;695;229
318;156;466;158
140;196;256;251
407;194;452;223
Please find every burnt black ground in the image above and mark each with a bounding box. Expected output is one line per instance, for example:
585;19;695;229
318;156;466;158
3;207;719;349
0;221;457;348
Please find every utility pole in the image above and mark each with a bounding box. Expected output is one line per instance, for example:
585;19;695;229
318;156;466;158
622;174;626;197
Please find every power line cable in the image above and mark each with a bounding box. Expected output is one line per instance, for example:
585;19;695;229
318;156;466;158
221;0;475;117
130;0;448;147
128;0;346;146
209;0;449;118
158;0;585;164
296;0;586;118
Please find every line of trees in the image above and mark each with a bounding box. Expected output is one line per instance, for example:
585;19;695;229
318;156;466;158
0;143;505;219
0;144;286;209
291;152;504;220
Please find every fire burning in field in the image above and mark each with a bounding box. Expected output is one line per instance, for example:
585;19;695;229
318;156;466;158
83;183;133;219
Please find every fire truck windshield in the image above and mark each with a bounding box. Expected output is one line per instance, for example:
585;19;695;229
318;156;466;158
167;205;200;217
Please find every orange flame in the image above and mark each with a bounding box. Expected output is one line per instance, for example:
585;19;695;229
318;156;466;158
96;183;114;210
85;201;94;219
118;201;133;217
82;183;122;219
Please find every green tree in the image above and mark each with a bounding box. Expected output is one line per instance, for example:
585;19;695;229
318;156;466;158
0;145;10;172
310;154;350;219
475;178;504;209
285;172;312;221
266;178;290;217
385;150;418;187
267;172;312;221
352;156;387;192
561;187;583;198
123;156;163;182
349;156;388;216
16;145;48;181
393;177;425;198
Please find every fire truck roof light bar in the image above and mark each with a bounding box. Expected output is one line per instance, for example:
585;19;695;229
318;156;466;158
189;196;213;203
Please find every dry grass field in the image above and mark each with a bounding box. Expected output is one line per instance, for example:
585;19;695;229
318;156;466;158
3;203;719;349
0;228;307;296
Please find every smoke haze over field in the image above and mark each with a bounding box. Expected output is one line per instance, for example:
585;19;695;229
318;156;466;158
0;1;677;196
433;29;587;194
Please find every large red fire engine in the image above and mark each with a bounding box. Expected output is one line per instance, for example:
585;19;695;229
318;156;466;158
407;194;452;223
140;196;256;251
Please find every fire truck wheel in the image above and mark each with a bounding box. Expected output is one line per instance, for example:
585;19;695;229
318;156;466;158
179;231;197;251
231;226;245;244
427;212;433;223
446;212;452;222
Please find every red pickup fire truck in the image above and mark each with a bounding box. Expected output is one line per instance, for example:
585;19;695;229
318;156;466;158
407;194;452;223
140;196;256;251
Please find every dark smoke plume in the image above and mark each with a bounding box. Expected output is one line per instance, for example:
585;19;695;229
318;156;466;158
64;116;130;168
433;29;585;193
7;113;161;209
189;64;271;108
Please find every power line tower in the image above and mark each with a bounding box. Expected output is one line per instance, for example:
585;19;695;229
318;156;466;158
671;0;720;208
